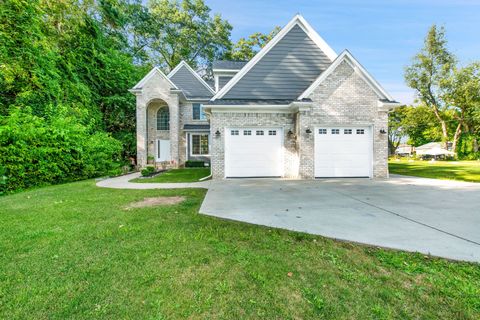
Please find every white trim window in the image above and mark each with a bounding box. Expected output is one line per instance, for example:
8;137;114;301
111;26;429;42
157;108;170;130
192;103;207;120
190;134;209;156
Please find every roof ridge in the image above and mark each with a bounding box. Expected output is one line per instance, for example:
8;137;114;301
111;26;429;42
167;61;215;97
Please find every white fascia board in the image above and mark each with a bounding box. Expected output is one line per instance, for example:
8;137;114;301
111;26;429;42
298;50;395;102
212;69;242;73
295;15;337;61
131;67;178;91
211;14;337;101
167;61;215;95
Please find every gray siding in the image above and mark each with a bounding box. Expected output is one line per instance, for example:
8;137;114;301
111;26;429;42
223;25;332;100
218;76;233;91
169;65;213;99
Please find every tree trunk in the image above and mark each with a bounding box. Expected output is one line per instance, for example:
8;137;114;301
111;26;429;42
431;105;449;148
451;122;462;154
473;137;479;153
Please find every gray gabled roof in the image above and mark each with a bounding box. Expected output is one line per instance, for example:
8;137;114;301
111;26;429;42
167;61;214;99
212;15;337;101
221;25;331;100
212;60;248;70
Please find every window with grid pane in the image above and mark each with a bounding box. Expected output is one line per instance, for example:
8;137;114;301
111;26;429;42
191;134;209;155
156;108;169;130
192;103;206;120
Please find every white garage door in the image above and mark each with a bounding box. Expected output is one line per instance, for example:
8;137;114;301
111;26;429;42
314;126;372;178
225;128;283;177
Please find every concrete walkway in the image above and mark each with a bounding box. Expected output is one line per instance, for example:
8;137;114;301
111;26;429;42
96;172;211;189
200;176;480;263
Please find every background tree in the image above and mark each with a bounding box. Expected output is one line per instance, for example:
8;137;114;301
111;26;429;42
388;105;408;154
405;25;456;149
227;27;281;61
144;0;232;70
443;62;480;155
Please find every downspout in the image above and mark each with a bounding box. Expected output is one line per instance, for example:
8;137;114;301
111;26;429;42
199;173;212;181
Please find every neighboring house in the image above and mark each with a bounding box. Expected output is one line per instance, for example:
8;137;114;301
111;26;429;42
395;144;414;156
415;142;454;158
130;15;401;179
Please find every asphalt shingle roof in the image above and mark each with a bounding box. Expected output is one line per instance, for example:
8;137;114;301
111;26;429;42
212;60;248;70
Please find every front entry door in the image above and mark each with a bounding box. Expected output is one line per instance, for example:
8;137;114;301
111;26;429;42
156;139;171;162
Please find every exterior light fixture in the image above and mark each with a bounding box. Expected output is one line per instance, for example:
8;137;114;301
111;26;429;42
287;130;294;136
379;128;387;134
306;128;312;134
215;130;221;137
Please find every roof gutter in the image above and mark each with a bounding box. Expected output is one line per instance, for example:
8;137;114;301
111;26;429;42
378;100;403;112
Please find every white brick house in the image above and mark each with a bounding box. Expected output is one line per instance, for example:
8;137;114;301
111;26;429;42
130;15;400;179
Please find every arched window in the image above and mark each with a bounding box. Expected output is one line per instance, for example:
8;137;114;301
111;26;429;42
156;108;169;130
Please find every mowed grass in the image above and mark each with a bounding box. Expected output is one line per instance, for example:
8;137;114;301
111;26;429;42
389;159;480;182
1;181;479;319
131;168;211;183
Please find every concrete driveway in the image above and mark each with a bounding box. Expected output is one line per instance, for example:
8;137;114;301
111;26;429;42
200;175;480;263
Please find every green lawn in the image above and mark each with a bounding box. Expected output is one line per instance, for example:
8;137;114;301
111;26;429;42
131;168;211;183
1;181;479;319
389;159;480;182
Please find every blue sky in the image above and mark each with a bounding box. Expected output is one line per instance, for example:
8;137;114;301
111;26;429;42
206;0;480;104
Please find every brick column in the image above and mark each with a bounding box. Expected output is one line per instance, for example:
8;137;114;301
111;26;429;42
136;93;147;168
169;95;180;168
298;110;315;179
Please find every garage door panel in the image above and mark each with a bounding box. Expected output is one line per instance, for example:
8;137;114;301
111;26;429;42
225;128;283;177
315;126;372;178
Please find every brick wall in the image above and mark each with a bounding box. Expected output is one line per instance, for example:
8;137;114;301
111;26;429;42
299;60;389;178
210;112;297;179
209;60;389;179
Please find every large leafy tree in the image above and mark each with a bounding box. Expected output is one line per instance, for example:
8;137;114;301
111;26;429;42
388;105;408;154
443;62;480;154
405;25;480;155
142;0;232;70
405;25;456;149
227;27;281;61
401;105;448;147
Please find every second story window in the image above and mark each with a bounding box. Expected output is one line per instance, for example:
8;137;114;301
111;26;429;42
156;108;169;130
193;103;207;120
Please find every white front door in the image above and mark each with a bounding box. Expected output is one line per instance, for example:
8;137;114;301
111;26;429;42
156;139;171;162
314;126;372;178
224;128;283;177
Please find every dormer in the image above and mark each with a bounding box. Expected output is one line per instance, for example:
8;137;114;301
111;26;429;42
212;60;248;92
